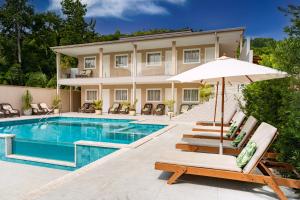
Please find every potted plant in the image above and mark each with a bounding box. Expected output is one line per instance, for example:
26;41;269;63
164;99;175;119
52;95;61;114
93;99;103;115
199;83;214;103
129;99;138;116
22;90;33;116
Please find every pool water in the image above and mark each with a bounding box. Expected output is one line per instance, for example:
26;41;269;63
0;117;165;168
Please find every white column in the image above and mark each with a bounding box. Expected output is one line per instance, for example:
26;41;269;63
132;44;137;105
214;33;219;59
132;82;136;105
56;52;61;95
99;48;103;78
171;82;175;101
98;84;102;100
172;41;177;75
132;44;137;77
69;86;72;112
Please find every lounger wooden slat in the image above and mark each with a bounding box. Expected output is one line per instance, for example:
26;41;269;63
155;123;300;200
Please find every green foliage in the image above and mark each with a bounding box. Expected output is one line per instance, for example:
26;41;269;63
22;90;32;110
130;99;138;111
199;84;214;103
163;99;175;112
5;63;24;85
52;95;61;109
60;55;77;69
25;72;48;87
242;38;300;173
93;100;103;110
279;5;300;37
46;76;57;88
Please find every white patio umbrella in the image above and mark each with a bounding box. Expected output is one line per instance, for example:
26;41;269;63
168;56;288;154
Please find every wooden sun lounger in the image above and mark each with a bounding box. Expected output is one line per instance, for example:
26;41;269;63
176;116;258;155
185;112;246;141
192;111;246;133
196;108;237;126
155;123;300;200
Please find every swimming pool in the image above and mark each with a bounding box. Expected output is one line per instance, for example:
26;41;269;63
0;117;166;170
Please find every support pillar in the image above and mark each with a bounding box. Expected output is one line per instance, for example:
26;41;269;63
214;33;219;59
56;52;61;96
98;84;102;100
132;82;136;105
69;86;72;112
172;41;177;75
99;48;103;78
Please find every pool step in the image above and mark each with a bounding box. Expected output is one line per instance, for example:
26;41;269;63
6;154;76;167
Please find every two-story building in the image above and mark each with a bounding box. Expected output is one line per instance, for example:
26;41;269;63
51;27;251;114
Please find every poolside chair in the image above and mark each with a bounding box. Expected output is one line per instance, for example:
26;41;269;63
0;110;4;118
119;104;129;114
141;103;153;115
39;103;54;114
196;108;237;127
108;103;121;114
75;69;93;78
154;104;165;115
155;122;300;200
176;116;258;155
187;112;246;137
179;104;191;114
79;103;95;113
30;103;45;115
0;103;20;117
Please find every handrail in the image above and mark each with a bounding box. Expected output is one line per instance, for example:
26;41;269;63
38;105;59;123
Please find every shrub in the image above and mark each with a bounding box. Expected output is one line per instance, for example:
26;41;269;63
25;72;47;87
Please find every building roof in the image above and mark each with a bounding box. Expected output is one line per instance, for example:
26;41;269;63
51;27;245;57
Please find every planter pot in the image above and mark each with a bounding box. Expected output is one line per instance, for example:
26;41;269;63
23;109;32;116
54;109;60;114
129;110;136;116
167;112;175;119
95;110;102;115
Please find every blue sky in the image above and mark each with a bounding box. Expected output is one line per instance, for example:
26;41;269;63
5;0;300;39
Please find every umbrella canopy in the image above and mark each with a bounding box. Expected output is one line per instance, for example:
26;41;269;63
168;56;288;154
168;56;287;83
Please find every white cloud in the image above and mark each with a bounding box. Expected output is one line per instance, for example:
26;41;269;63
48;0;186;18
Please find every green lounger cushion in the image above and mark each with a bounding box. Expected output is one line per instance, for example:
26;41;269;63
231;131;246;147
236;141;257;168
226;121;238;138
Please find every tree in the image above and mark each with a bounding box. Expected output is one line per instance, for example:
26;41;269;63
60;0;97;45
280;5;300;38
25;72;47;87
0;0;34;64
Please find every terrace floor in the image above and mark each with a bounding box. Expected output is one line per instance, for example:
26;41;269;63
0;112;298;200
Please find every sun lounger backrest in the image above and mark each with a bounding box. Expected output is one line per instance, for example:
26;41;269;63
243;122;277;174
39;103;48;109
226;108;238;124
233;112;246;127
237;116;257;148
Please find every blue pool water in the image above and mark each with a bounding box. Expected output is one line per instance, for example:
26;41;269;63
0;117;165;169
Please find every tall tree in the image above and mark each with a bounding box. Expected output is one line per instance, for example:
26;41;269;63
0;0;34;64
60;0;97;45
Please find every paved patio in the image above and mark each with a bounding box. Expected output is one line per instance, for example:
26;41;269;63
0;105;298;200
16;114;297;200
0;161;67;200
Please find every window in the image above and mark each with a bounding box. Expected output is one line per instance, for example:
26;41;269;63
183;49;200;64
115;54;128;68
115;89;128;101
183;89;199;102
86;89;98;102
147;89;161;102
84;57;96;69
205;47;215;63
146;52;161;66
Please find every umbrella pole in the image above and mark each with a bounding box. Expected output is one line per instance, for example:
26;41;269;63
213;82;219;125
220;77;225;154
